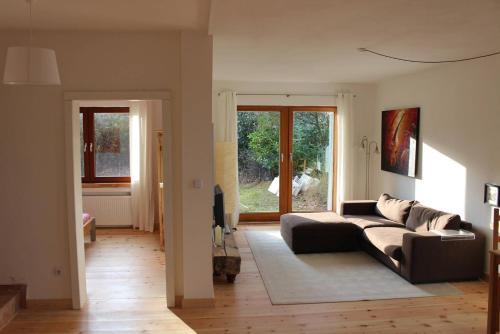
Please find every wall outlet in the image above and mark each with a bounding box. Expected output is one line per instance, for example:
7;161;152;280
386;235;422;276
8;275;26;283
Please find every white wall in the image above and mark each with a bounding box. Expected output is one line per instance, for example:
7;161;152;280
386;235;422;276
180;32;214;301
370;56;500;254
213;80;377;200
0;31;214;301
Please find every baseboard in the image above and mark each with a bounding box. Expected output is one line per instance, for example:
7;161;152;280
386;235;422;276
174;295;214;308
27;299;72;310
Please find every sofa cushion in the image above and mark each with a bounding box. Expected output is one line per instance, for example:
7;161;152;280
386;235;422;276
280;212;359;253
344;215;405;230
363;227;416;261
375;193;415;224
406;204;461;232
280;212;349;224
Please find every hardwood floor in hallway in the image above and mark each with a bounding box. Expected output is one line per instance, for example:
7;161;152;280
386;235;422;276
2;229;195;334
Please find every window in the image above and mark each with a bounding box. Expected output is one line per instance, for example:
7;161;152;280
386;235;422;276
80;107;130;183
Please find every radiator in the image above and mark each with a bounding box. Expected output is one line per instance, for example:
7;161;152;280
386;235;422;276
82;194;133;227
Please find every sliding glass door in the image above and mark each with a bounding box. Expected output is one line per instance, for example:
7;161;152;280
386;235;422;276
237;107;287;220
290;108;336;212
237;106;336;221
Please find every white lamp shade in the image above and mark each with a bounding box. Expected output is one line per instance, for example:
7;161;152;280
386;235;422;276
3;46;61;85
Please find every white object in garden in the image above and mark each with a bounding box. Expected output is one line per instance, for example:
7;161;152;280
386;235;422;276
268;176;280;196
298;174;320;193
292;176;302;197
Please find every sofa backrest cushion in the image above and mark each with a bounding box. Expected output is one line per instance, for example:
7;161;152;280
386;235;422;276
375;193;414;225
406;204;461;232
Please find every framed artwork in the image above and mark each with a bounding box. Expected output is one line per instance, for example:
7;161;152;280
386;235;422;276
381;108;420;177
484;183;500;207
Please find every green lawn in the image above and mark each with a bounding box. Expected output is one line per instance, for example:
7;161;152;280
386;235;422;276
239;181;279;213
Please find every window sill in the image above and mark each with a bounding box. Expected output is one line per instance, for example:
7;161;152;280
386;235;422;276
82;184;131;197
82;183;131;188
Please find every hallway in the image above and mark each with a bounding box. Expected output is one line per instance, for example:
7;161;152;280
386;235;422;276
2;229;195;333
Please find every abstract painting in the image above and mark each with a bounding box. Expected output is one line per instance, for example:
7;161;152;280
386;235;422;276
381;108;420;177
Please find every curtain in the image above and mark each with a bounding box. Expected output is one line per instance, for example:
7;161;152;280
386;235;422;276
130;101;154;232
214;91;240;228
336;92;355;211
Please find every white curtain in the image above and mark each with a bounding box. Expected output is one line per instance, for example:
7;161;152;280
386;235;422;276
336;92;355;211
130;101;154;232
214;91;239;228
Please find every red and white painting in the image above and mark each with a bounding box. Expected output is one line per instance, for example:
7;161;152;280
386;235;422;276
381;108;420;177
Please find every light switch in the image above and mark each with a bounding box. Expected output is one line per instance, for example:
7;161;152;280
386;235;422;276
193;178;204;189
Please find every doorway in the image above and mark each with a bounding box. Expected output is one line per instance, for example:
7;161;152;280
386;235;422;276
64;91;174;309
78;101;165;303
237;106;337;221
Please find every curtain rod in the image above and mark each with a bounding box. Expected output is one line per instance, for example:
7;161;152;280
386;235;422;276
217;93;356;98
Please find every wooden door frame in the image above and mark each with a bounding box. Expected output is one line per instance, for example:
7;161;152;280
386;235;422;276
238;106;289;222
80;107;131;184
237;105;337;222
64;91;175;309
287;107;337;214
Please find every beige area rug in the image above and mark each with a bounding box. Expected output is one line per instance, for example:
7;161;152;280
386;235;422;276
245;230;462;305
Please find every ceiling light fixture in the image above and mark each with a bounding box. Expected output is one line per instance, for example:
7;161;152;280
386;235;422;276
3;0;61;85
358;47;500;64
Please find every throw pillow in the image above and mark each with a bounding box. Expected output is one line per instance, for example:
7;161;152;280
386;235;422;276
406;204;461;232
375;193;414;225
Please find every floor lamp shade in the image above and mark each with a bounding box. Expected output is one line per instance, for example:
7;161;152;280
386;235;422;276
3;46;61;85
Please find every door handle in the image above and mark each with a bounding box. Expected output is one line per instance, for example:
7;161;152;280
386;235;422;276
90;143;93;152
281;153;284;162
84;143;87;153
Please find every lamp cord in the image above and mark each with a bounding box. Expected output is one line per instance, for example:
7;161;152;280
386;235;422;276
27;0;33;81
29;0;33;48
359;47;500;64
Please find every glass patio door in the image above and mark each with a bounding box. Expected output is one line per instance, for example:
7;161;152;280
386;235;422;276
237;106;336;221
237;107;287;221
289;107;336;212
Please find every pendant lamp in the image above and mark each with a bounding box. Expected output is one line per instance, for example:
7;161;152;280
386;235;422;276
3;0;61;85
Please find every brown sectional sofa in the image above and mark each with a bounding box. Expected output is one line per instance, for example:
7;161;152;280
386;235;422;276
280;194;485;284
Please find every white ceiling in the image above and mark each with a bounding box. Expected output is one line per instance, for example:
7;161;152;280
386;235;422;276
210;0;500;83
1;0;500;83
0;0;210;31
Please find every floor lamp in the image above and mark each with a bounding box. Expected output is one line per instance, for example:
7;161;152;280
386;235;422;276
361;136;379;199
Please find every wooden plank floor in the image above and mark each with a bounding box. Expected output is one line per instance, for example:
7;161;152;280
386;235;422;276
1;225;489;333
172;224;489;334
2;229;195;334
